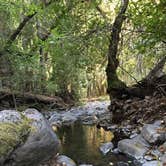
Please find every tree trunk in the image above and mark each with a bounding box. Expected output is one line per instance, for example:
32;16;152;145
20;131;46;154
106;0;165;99
106;0;129;99
126;56;166;98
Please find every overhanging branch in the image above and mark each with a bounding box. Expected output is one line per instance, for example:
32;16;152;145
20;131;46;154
6;12;37;46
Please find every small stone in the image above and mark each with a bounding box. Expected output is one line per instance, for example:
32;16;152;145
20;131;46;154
150;149;161;159
55;155;76;166
99;142;114;155
109;162;114;165
142;160;162;166
144;155;154;161
108;124;118;130
130;133;138;139
126;125;132;129
159;142;166;154
112;148;119;154
133;159;142;166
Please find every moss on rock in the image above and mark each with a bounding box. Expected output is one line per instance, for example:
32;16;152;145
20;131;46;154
0;117;31;157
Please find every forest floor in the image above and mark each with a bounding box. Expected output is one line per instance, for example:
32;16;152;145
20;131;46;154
110;95;166;128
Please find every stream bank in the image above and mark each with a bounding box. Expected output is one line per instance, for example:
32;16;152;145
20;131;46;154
43;99;166;166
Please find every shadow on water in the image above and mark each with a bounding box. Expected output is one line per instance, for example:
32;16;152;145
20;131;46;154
56;123;137;166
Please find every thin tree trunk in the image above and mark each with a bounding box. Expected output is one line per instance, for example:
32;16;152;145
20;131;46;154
106;0;129;99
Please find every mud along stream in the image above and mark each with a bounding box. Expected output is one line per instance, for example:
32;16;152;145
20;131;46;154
44;101;138;166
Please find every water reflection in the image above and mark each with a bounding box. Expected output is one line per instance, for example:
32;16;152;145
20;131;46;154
57;123;136;166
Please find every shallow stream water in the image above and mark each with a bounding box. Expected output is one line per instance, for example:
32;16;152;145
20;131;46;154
56;123;137;166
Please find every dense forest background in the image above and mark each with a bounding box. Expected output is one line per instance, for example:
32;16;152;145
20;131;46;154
0;0;165;102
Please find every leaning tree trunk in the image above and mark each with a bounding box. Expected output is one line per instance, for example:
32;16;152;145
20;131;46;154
126;56;166;98
106;0;129;99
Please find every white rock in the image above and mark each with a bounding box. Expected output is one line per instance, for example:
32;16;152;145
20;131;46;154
141;123;165;144
55;155;76;166
118;135;149;159
99;142;114;155
142;160;162;166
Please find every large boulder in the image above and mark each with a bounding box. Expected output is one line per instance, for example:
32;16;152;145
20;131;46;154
0;109;60;166
118;135;149;159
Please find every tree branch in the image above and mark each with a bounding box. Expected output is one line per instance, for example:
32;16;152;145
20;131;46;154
2;0;54;54
6;12;37;46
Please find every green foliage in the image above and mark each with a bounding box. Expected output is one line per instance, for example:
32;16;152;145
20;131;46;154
0;0;165;100
129;0;166;48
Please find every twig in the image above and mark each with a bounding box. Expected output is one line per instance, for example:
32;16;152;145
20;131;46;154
12;92;17;110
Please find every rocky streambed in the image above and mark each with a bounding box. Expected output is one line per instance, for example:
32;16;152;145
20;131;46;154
44;101;112;127
0;100;165;166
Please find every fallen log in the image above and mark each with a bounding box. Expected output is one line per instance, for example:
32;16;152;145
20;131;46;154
120;56;166;99
143;56;166;83
0;89;68;111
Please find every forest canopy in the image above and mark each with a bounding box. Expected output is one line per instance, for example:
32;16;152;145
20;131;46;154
0;0;165;102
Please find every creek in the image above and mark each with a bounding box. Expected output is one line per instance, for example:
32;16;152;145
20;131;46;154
55;122;137;166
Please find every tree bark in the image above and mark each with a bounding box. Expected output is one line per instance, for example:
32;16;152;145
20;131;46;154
106;0;129;99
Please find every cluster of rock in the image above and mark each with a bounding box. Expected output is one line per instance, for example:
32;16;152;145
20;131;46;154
44;101;111;127
98;120;166;166
100;120;166;166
